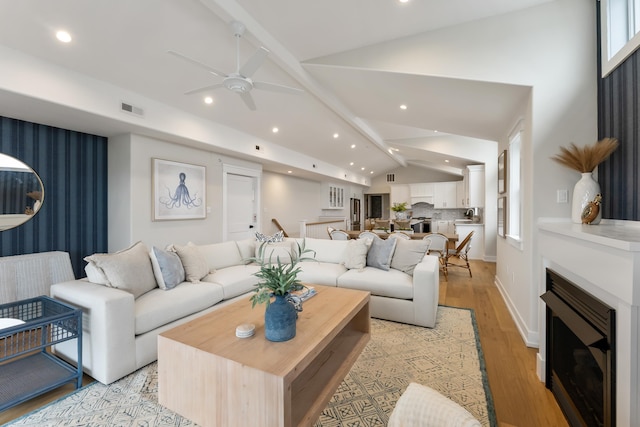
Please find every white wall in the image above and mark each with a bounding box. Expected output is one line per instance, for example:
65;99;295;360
314;0;598;346
108;133;262;251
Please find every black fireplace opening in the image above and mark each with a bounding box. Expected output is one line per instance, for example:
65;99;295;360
541;269;615;427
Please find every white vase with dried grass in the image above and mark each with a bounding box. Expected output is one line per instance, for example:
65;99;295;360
551;138;619;224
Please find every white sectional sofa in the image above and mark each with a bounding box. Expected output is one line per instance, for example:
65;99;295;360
51;236;439;384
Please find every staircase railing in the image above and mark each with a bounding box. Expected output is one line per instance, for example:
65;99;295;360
271;218;289;237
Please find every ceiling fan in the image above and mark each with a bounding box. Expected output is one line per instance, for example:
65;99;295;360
168;21;303;111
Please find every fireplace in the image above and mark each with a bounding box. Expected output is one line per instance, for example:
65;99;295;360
541;269;616;427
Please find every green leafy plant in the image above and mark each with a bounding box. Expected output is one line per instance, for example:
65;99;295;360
248;239;316;308
391;202;408;212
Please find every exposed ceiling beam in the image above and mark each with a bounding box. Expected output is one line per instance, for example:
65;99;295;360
197;0;407;168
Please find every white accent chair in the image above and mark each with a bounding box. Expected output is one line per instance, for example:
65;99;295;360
329;229;350;240
389;231;411;240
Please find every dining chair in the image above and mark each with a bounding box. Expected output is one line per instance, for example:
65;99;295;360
327;226;335;238
422;233;449;278
444;231;474;277
389;231;411;240
329;229;350;240
358;231;381;240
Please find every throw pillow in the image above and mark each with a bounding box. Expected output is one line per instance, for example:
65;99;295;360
342;238;372;270
255;230;284;243
390;238;430;275
255;240;293;264
388;383;481;427
84;262;109;285
150;246;185;290
84;241;157;298
189;241;243;271
171;244;209;283
366;237;397;271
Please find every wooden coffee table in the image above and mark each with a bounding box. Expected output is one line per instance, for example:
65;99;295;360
158;285;370;427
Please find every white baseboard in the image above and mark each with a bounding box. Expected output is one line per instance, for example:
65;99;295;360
493;275;539;348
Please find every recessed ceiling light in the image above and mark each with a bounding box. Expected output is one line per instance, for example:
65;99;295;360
287;170;292;174
399;0;410;3
445;159;450;163
56;30;72;43
370;171;374;174
204;96;213;104
350;144;356;149
333;133;339;139
388;149;394;154
272;127;279;133
400;104;407;110
361;167;365;171
350;162;354;166
434;130;439;133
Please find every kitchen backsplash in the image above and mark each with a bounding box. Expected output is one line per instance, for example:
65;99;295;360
409;204;484;222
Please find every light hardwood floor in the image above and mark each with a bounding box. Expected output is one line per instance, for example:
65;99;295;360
1;260;569;426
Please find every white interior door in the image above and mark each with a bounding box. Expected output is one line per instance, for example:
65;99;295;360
226;173;257;241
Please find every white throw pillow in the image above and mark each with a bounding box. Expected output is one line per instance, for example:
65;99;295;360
84;262;109;285
390;239;430;275
388;383;481;427
171;244;209;283
255;241;294;264
342;238;372;270
190;241;243;271
84;241;157;298
150;246;185;290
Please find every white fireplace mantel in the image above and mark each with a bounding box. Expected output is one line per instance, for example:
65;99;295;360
538;219;640;427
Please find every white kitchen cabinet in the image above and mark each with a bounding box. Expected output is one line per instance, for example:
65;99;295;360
435;220;454;234
456;181;466;208
322;183;345;209
433;182;457;209
454;224;484;260
409;183;434;204
466;165;485;208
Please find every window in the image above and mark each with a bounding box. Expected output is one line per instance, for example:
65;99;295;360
507;126;522;246
601;0;640;76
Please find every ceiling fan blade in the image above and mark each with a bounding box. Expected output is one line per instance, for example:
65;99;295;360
239;47;269;78
167;50;228;79
239;91;257;111
253;81;304;95
184;83;224;95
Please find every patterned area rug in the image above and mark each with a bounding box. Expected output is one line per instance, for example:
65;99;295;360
4;306;496;427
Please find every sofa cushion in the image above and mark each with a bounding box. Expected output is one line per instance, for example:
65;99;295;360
390;239;430;275
84;262;109;285
134;282;224;335
297;262;346;286
192;241;244;271
298;238;348;264
366;237;397;271
149;246;185;290
84;241;157;298
235;238;257;263
202;265;261;300
342;238;372;270
255;241;294;264
338;266;413;300
172;244;209;283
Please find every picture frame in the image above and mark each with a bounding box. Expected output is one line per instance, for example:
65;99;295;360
152;158;206;221
497;197;506;238
498;150;507;194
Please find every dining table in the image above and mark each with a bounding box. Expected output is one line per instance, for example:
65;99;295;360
343;230;458;244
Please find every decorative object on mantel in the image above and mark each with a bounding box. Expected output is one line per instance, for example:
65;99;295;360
581;194;602;224
551;138;618;224
248;240;316;342
391;202;409;220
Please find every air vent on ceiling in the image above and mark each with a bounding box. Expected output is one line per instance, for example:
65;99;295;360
386;173;395;183
120;102;144;117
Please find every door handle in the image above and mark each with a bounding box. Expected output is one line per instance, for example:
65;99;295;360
249;225;254;229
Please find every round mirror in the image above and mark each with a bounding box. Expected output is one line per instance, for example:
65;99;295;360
0;153;44;231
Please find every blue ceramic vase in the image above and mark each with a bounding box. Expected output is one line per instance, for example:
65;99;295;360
264;294;297;342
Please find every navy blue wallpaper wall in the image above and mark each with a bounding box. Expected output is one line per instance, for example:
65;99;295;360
0;116;108;278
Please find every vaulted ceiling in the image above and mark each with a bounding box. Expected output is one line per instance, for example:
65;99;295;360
0;0;546;182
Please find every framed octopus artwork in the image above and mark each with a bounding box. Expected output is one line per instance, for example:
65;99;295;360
152;158;206;221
